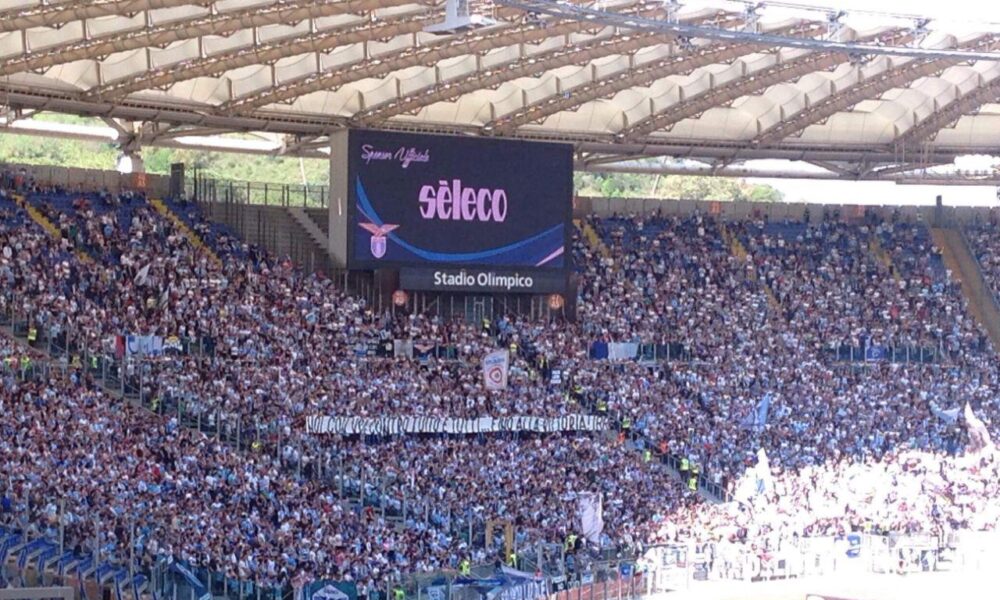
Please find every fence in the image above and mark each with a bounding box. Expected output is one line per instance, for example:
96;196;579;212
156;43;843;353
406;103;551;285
186;173;327;208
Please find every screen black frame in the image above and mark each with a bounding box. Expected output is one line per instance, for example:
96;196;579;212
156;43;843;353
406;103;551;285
345;129;573;272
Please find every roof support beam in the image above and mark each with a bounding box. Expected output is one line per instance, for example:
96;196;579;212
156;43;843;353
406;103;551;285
806;160;859;177
582;162;856;180
751;36;996;147
0;0;212;33
623;29;902;140
891;75;1000;149
223;20;588;113
353;13;743;124
353;31;686;125
221;0;680;113
496;0;1000;61
83;8;440;100
0;0;416;77
486;22;816;134
487;40;756;133
580;160;995;182
1;82;993;166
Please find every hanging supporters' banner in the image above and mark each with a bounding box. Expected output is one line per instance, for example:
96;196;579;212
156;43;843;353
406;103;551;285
483;349;510;390
163;336;184;353
490;566;547;600
126;334;164;357
426;587;447;600
306;414;611;435
303;580;358;600
577;492;604;545
865;345;887;362
589;342;643;361
546;574;642;600
393;339;414;358
446;567;546;600
607;343;640;361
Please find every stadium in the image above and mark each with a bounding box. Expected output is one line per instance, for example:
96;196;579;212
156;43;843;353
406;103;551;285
2;0;1000;599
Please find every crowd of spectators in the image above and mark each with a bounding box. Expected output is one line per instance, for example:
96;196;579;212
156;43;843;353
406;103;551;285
2;166;1000;595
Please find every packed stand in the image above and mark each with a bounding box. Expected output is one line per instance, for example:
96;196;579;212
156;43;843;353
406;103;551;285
2;165;1000;595
738;211;989;359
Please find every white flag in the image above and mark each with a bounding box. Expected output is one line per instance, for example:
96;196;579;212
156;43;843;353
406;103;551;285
734;448;773;504
577;492;604;545
965;402;993;453
482;349;509;390
134;263;151;285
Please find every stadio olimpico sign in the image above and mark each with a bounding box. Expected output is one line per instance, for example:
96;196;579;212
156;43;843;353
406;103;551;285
400;267;568;294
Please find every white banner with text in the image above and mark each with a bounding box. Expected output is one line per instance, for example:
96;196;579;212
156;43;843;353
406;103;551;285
306;414;611;435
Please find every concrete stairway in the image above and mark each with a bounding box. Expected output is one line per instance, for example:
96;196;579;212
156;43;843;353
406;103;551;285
148;198;222;267
576;218;610;258
930;227;1000;349
198;202;336;275
288;206;328;250
304;208;329;236
869;236;901;282
723;223;781;311
14;194;93;264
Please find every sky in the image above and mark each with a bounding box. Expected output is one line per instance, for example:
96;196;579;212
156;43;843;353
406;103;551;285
728;0;1000;28
749;177;999;206
726;0;1000;206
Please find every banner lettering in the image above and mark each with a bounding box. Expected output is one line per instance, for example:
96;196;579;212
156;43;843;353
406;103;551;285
307;415;611;435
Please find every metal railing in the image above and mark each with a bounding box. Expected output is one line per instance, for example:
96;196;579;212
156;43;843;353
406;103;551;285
186;173;328;208
823;344;947;364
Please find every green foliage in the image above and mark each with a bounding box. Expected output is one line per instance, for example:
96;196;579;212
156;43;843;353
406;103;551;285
573;171;783;202
1;129;781;201
0;130;330;186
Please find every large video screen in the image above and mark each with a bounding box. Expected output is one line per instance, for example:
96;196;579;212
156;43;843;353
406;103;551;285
347;129;572;270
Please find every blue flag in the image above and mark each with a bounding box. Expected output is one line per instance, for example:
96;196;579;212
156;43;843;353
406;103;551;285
57;551;79;576
740;394;772;429
930;400;960;424
133;574;147;600
171;563;210;600
77;565;89;600
37;546;57;573
0;533;19;563
755;394;772;427
113;570;127;600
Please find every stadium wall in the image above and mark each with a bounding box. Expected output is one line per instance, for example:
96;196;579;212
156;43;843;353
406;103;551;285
0;161;170;197
576;196;953;224
0;160;984;227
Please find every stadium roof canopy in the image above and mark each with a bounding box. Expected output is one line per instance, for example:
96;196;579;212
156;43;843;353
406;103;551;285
4;0;1000;181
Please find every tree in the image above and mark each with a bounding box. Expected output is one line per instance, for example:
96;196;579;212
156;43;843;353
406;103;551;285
573;172;782;202
1;125;782;202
